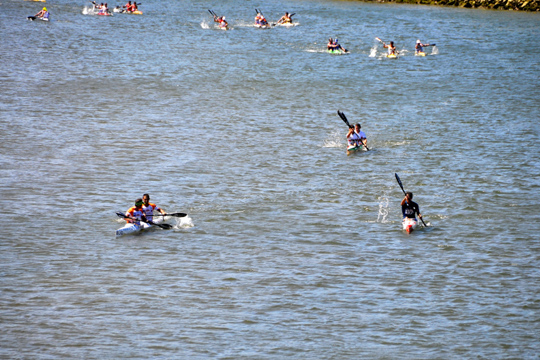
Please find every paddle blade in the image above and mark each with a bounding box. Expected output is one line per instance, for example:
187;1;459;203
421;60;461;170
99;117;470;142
375;37;383;43
337;110;351;127
116;211;127;218
166;212;188;218
395;173;406;194
155;223;173;230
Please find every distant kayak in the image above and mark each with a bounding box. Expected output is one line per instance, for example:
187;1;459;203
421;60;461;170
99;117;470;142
255;23;271;29
116;217;164;236
27;16;49;21
386;53;398;59
126;10;143;15
346;144;366;155
402;217;418;233
277;22;296;27
328;49;348;55
415;52;426;56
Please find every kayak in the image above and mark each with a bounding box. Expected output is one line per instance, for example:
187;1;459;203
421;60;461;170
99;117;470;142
128;10;143;15
328;49;347;55
278;22;296;27
386;53;398;59
346;144;366;155
115;217;164;236
97;12;112;16
402;217;419;234
27;16;49;21
415;51;426;56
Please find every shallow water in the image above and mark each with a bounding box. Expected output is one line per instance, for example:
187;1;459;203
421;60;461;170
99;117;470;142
1;0;540;358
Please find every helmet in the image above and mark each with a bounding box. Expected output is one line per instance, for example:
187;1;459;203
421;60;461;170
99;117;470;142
416;40;421;44
222;16;225;20
43;7;47;10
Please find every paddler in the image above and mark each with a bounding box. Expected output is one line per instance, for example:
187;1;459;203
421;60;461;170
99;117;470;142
98;3;109;15
401;192;423;223
334;38;348;53
383;41;397;56
277;12;293;25
213;15;228;28
33;7;50;20
256;13;268;26
346;123;367;148
123;1;131;11
125;198;148;225
141;193;166;222
327;38;337;51
415;39;432;55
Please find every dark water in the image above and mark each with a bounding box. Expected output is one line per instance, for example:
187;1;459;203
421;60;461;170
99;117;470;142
1;0;540;358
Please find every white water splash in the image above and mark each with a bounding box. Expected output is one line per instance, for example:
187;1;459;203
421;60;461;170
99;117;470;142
431;46;439;55
323;129;345;148
369;46;378;58
175;215;194;229
377;195;390;223
200;21;210;29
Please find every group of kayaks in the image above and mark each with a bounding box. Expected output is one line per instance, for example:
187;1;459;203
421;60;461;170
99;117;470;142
208;8;297;31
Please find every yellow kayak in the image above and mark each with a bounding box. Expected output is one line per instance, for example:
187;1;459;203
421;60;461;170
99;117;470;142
416;52;426;56
386;53;398;59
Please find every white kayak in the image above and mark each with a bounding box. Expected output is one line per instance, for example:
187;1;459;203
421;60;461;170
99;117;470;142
115;217;164;236
402;217;419;234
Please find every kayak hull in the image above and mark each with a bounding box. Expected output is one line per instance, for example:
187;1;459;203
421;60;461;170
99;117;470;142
402;218;418;233
346;145;365;155
386;54;398;59
115;217;163;236
416;52;426;56
328;49;347;55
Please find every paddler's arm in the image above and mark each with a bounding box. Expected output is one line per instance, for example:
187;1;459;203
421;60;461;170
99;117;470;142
346;127;354;139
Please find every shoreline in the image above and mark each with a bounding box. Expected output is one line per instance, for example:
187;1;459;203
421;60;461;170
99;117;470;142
357;0;540;12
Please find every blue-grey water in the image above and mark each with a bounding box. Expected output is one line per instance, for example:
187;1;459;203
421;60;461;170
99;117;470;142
1;0;540;358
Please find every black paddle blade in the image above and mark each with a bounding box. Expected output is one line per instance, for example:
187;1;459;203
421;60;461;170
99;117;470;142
153;222;173;230
395;173;406;194
166;212;187;218
116;211;127;218
337;110;351;127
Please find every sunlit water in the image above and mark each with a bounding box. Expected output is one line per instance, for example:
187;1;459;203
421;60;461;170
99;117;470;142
1;0;540;358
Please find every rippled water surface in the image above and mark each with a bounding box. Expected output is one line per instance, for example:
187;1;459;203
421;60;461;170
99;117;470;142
1;0;540;358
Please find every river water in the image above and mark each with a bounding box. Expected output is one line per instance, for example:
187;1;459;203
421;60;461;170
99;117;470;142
1;0;539;358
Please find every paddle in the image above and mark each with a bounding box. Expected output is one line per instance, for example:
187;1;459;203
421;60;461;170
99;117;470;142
337;111;369;151
395;173;427;227
115;212;174;230
27;16;37;20
152;212;187;218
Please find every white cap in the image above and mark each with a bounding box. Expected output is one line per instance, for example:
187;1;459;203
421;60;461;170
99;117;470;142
416;40;421;44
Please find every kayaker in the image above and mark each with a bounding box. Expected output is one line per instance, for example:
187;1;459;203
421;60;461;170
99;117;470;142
383;41;397;56
415;39;432;55
123;1;131;11
346;123;367;148
334;38;348;53
34;7;50;20
141;193;166;221
257;13;268;26
277;12;293;24
217;16;228;29
98;3;109;15
131;2;138;12
125;198;148;225
327;38;337;51
401;192;423;221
